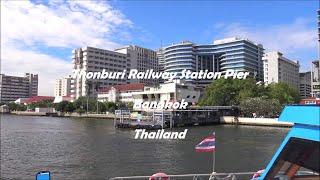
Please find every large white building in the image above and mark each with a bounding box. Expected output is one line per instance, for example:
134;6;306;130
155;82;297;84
132;80;201;111
72;46;129;99
263;51;300;90
157;48;165;73
97;81;201;111
115;45;159;85
0;73;38;103
71;46;159;99
299;72;311;98
163;37;264;86
97;83;145;103
54;76;72;97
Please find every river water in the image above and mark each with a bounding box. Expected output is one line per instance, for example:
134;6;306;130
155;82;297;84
0;114;288;179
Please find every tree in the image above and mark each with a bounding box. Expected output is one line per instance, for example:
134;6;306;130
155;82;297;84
266;83;300;105
55;101;69;112
240;97;282;117
74;96;96;112
76;108;85;115
105;101;117;113
7;103;27;111
66;102;76;113
199;78;263;106
7;103;18;111
127;102;134;110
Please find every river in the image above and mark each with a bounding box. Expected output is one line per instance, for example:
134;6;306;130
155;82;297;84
0;114;288;179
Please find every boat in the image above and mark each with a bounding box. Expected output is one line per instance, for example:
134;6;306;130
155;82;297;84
109;105;320;180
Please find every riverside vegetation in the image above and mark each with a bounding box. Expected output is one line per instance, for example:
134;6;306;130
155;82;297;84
4;78;299;118
5;97;133;115
199;78;300;117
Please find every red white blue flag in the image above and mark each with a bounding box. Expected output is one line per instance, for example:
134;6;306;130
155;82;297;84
195;132;215;152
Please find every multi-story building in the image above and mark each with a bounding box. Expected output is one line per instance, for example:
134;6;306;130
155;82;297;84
263;51;300;90
312;10;320;97
0;73;38;103
97;83;145;103
157;48;165;72
299;72;311;98
132;80;201;111
115;45;159;85
311;60;320;97
54;76;73;97
72;45;159;99
163;37;264;86
72;46;129;99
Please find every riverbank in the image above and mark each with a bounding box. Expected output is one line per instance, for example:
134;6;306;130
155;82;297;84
9;111;115;119
220;116;293;127
6;111;293;127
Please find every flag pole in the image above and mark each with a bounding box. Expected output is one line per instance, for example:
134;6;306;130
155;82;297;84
212;131;216;173
212;146;215;173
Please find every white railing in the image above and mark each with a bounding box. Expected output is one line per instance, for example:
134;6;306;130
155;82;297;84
109;172;255;180
109;171;318;180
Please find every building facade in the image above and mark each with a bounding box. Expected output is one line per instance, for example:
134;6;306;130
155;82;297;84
115;45;159;85
263;51;300;90
97;83;145;103
72;46;159;99
54;76;72;97
157;48;165;73
313;10;320;97
132;80;201;111
71;46;129;99
0;73;38;103
311;60;320;97
163;37;264;86
299;72;311;98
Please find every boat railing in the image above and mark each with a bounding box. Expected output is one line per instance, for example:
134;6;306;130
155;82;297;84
109;172;256;180
109;171;318;180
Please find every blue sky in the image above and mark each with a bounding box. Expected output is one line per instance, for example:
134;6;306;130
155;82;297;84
113;1;317;46
1;0;319;95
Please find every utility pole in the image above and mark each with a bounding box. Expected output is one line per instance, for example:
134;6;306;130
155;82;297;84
86;81;90;115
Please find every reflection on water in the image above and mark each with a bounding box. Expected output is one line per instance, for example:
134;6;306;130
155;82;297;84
0;114;288;179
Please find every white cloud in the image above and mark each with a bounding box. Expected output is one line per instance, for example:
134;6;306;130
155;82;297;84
213;18;317;55
1;0;134;95
2;45;72;95
1;0;132;48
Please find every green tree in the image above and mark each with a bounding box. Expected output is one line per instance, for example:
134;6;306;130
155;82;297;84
7;103;27;111
105;101;117;113
7;102;18;111
55;101;69;112
94;101;106;113
74;96;96;112
266;83;300;105
240;97;282;117
127;102;134;110
199;78;263;106
65;102;76;113
76;108;85;115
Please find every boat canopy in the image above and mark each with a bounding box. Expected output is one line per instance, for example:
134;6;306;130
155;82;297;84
260;105;320;179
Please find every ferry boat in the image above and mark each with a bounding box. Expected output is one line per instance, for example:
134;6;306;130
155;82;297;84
110;105;320;180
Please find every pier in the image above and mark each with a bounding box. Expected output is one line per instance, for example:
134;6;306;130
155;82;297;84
114;106;239;129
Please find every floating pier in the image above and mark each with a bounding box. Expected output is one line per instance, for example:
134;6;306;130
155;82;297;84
114;106;239;129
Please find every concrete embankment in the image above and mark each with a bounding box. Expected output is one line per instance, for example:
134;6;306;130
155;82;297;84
220;116;293;127
9;111;115;119
8;112;293;127
11;111;47;116
59;112;115;119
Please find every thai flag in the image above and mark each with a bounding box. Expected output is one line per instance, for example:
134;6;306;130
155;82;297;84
195;132;215;152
